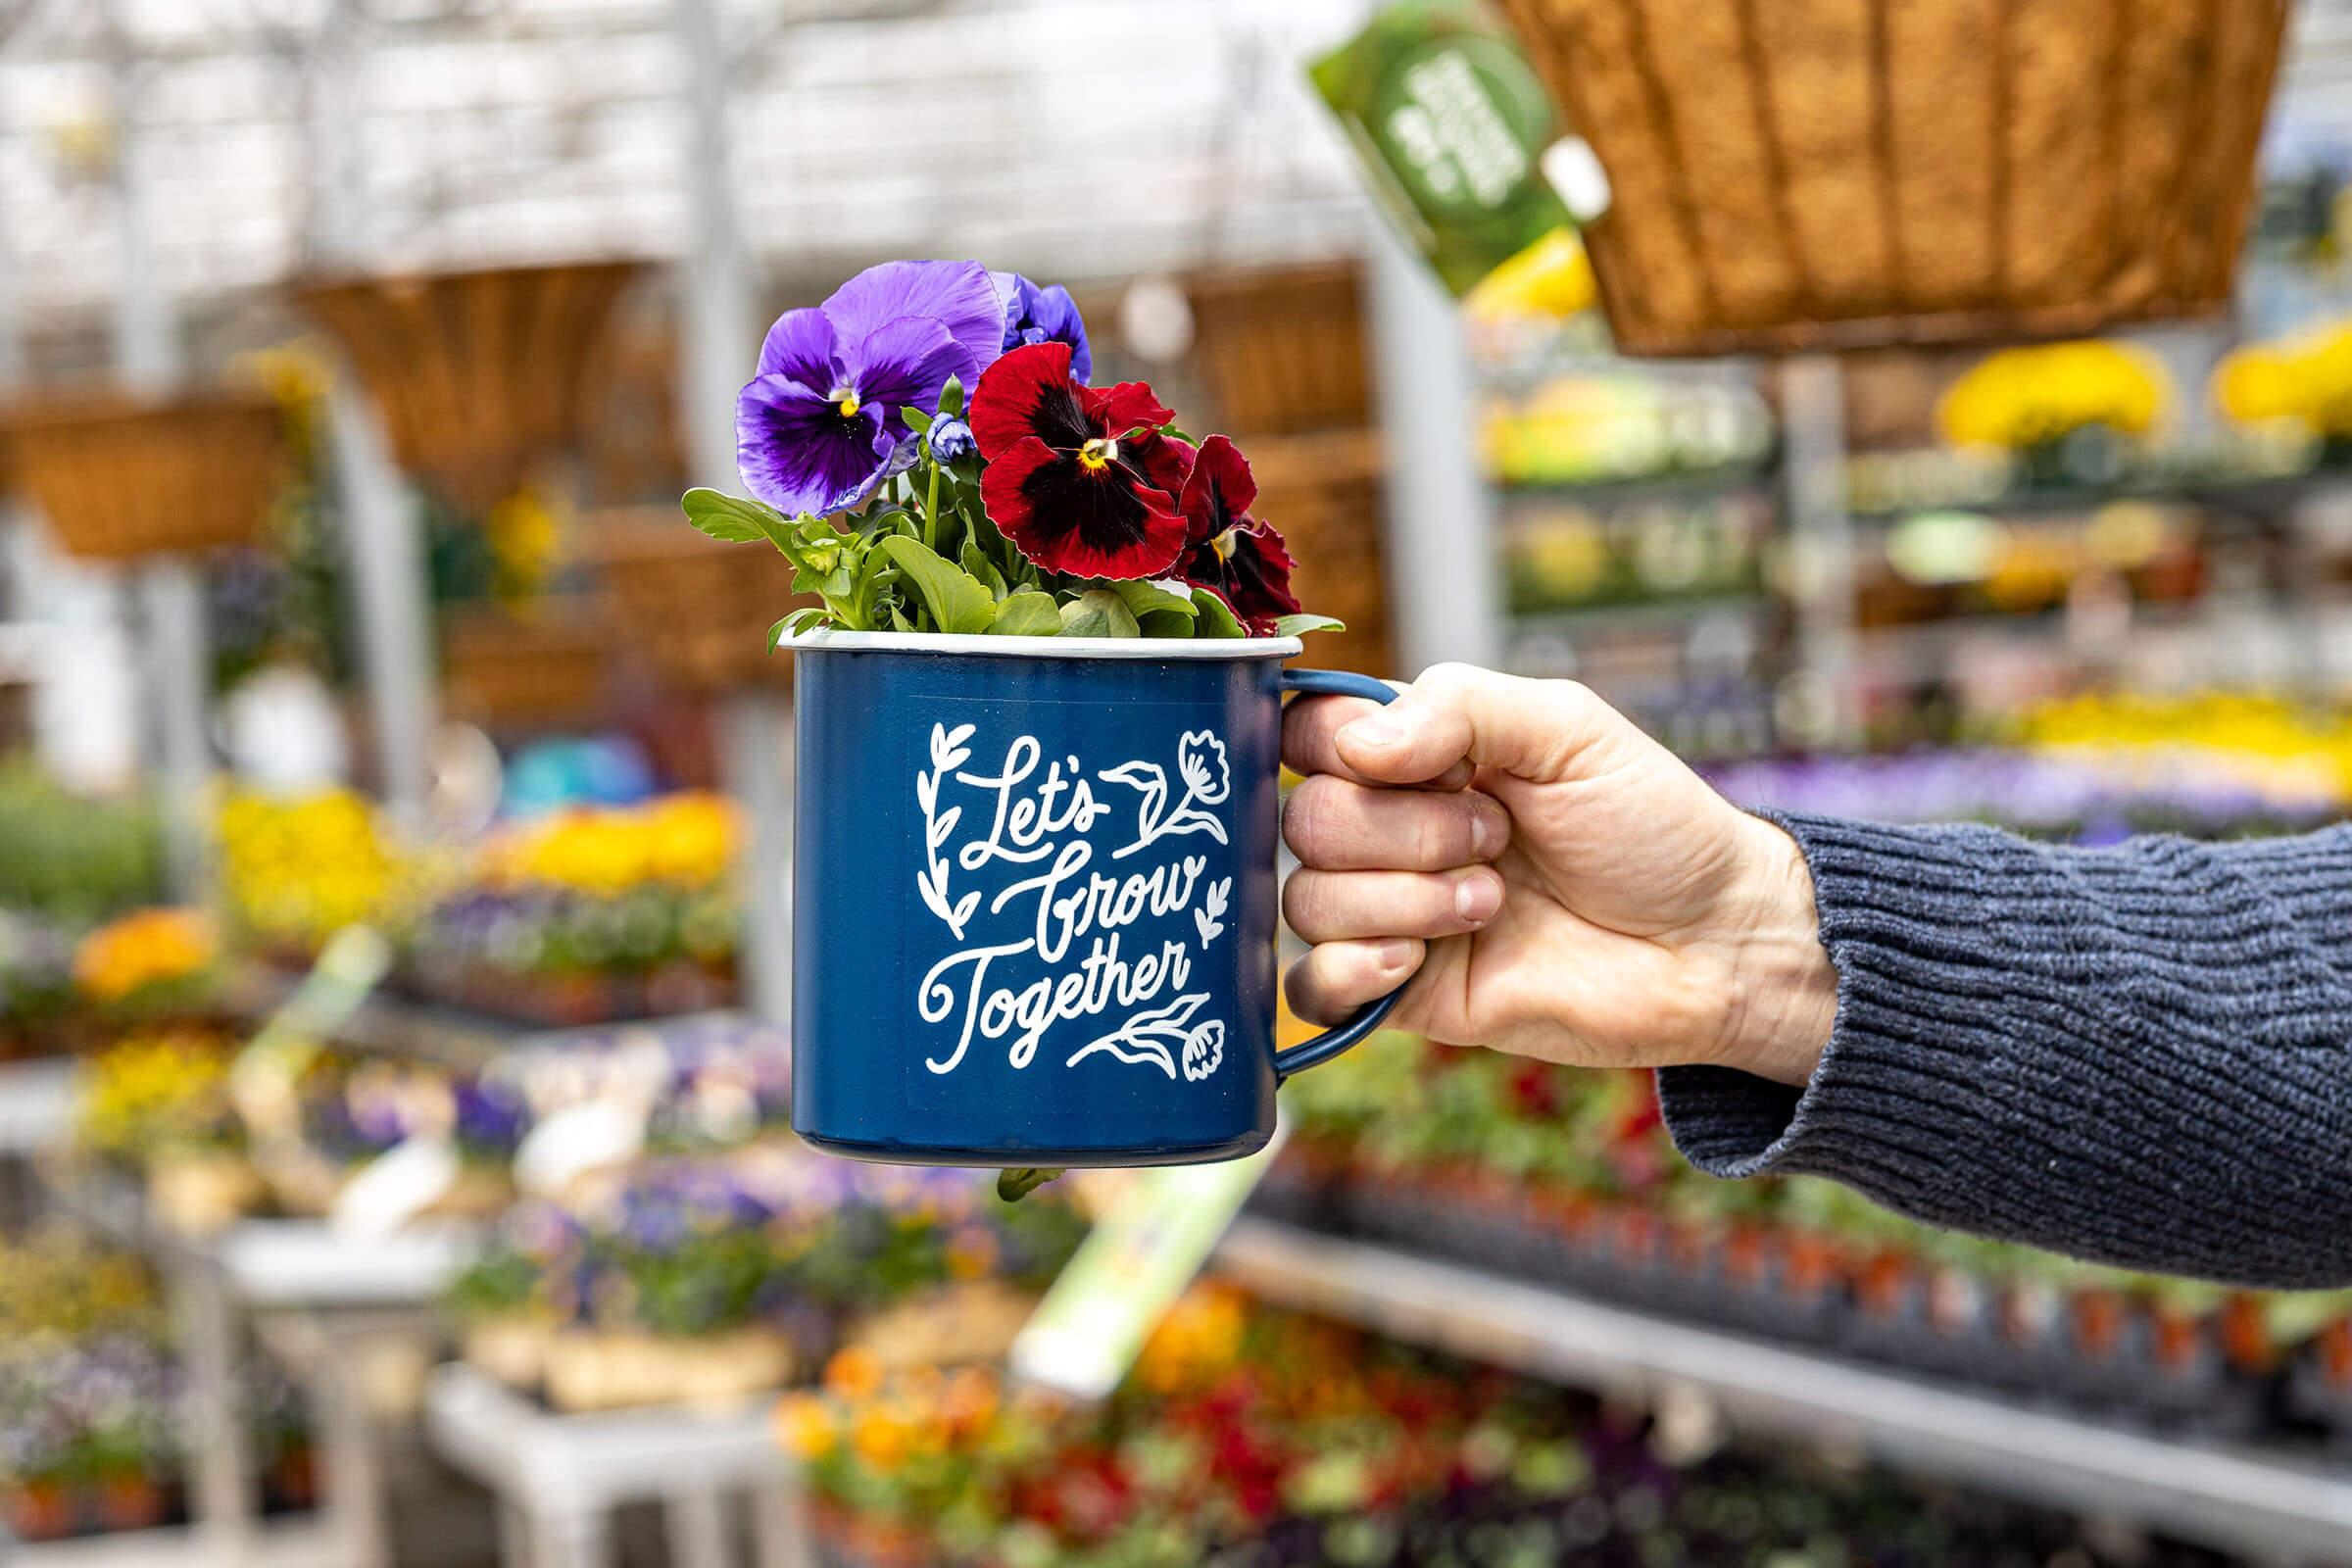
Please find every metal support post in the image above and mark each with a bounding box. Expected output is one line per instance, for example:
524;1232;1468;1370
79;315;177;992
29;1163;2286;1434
136;558;212;894
1778;355;1859;748
717;692;792;1025
1363;219;1504;678
330;389;437;823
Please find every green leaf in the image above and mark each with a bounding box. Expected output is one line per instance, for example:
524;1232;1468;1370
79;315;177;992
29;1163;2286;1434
888;602;914;632
1057;589;1141;638
681;488;790;549
1109;578;1197;623
899;406;934;433
1139;609;1197;638
998;1167;1064;1201
1273;612;1348;637
768;608;829;650
1190;588;1246;639
877;535;997;635
989;592;1061;636
960;538;1007;597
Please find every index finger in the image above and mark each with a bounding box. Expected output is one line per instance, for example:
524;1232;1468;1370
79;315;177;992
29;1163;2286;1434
1283;694;1474;791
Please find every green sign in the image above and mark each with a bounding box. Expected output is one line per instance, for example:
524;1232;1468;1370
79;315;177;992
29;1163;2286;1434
1310;0;1602;299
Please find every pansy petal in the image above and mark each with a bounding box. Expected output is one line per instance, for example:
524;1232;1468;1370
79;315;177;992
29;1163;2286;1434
822;260;1004;380
756;308;840;387
992;271;1094;384
846;315;978;425
735;373;891;517
1181;519;1298;633
1177;434;1257;548
971;342;1090;459
1021;281;1092;384
1079;378;1176;436
1127;431;1195;503
988;439;1187;580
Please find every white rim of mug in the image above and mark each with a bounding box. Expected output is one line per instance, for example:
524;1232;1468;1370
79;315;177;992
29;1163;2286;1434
789;629;1305;661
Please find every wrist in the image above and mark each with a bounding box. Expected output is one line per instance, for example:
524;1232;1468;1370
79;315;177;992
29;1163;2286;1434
1711;816;1838;1087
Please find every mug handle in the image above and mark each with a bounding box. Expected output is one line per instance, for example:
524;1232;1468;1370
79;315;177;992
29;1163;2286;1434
1271;669;1411;1082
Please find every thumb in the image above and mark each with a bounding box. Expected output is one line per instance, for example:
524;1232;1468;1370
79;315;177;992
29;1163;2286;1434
1334;663;1618;785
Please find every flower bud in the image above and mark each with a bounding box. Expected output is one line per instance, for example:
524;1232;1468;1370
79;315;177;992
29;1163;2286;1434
925;416;977;464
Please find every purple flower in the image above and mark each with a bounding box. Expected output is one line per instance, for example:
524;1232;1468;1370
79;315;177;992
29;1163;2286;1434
991;270;1092;383
926;416;976;464
736;260;1004;517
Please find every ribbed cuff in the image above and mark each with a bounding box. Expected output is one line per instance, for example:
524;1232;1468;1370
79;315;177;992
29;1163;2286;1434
1658;812;2015;1205
1656;811;2352;1286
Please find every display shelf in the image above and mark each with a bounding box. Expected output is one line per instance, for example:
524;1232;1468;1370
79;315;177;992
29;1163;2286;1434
0;1515;343;1568
421;1362;809;1568
1493;466;1779;510
1213;1216;2352;1568
222;964;522;1071
0;1056;75;1155
1505;595;1773;636
213;1219;478;1308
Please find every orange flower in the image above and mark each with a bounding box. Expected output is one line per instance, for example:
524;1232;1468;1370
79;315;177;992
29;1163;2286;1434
851;1405;911;1471
74;908;218;1003
823;1346;885;1401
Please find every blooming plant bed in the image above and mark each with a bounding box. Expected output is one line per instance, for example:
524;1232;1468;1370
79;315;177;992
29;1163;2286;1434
403;793;742;1025
442;1144;1086;1413
70;1028;530;1231
778;1286;2246;1568
1270;1034;2345;1445
687;260;1340;646
0;1228;317;1543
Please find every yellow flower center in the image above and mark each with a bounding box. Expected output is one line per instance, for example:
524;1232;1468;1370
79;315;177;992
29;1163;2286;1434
1209;527;1239;562
1077;436;1118;472
836;389;861;418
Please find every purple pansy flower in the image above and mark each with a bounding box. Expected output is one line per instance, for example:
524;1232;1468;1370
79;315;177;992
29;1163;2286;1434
991;270;1092;383
736;260;1004;516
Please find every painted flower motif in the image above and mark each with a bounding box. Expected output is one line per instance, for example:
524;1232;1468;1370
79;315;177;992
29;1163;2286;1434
1172;436;1300;634
991;271;1092;383
1175;730;1229;807
736;260;1004;517
970;341;1193;579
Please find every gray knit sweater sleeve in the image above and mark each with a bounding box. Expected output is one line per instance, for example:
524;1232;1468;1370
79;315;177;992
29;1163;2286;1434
1654;811;2352;1289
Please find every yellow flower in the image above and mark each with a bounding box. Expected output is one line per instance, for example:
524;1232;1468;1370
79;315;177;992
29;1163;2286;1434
2215;318;2352;437
1938;340;2171;449
774;1393;839;1461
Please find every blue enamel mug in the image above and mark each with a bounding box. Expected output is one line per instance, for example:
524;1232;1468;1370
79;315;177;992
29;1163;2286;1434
789;630;1403;1166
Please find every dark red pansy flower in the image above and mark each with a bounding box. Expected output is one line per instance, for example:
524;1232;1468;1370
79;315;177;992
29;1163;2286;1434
971;342;1190;579
1172;435;1300;634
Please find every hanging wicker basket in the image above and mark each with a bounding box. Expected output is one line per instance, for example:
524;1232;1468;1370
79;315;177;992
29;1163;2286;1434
440;597;613;729
1187;262;1372;436
297;261;641;511
1492;0;2289;356
3;392;287;560
594;509;811;696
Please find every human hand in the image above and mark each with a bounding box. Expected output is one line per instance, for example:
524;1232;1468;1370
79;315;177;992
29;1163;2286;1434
1281;665;1836;1086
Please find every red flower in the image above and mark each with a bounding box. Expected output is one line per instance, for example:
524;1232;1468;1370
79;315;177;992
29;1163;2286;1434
971;342;1190;579
1172;436;1300;634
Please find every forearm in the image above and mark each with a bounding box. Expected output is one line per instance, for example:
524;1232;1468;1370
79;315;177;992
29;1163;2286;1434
1663;813;2352;1289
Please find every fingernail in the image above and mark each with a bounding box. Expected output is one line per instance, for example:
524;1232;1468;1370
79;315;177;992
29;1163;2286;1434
1469;797;1509;858
1455;870;1502;923
1344;715;1402;748
1372;937;1416;971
